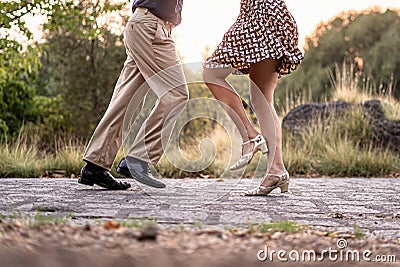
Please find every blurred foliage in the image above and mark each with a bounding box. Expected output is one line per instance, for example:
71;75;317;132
276;8;400;104
37;0;129;139
1;1;60;136
1;0;129;143
0;0;53;39
38;33;126;138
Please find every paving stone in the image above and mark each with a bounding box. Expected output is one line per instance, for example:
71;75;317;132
0;178;399;239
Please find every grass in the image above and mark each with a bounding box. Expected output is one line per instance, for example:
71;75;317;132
0;133;124;178
0;132;86;178
0;65;399;178
155;124;236;178
192;221;204;229
31;212;69;227
331;62;400;121
249;221;303;234
353;224;366;239
243;65;398;177
0;133;43;178
119;218;157;228
0;212;72;227
280;64;400;177
283;108;400;177
9;210;22;219
46;139;86;177
0;106;399;178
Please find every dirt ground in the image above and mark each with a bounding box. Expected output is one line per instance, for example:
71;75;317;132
0;219;399;267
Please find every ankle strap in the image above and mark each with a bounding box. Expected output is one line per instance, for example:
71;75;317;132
243;134;261;145
265;171;289;179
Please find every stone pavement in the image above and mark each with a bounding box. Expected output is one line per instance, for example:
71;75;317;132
0;177;399;240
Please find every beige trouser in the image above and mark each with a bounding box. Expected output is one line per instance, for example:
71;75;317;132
83;8;188;170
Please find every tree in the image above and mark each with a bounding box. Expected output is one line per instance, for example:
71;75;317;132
37;0;129;139
1;0;128;139
276;8;400;102
0;0;55;134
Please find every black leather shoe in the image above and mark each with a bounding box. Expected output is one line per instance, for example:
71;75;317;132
79;164;131;190
116;157;166;188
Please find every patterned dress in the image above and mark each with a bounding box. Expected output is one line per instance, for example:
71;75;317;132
204;0;304;76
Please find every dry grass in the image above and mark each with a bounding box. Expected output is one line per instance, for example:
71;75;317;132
0;64;399;178
0;132;85;178
331;62;400;121
281;63;400;177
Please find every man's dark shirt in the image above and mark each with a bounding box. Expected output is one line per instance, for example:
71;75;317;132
132;0;183;26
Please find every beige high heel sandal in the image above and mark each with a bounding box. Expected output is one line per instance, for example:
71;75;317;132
230;134;268;171
244;172;289;196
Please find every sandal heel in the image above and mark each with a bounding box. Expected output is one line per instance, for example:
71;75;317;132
280;181;289;193
244;172;289;196
261;142;269;154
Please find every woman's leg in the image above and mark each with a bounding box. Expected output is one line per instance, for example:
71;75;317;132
203;68;259;145
249;59;287;186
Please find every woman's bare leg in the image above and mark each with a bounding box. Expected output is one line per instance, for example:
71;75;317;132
249;59;287;186
203;68;259;147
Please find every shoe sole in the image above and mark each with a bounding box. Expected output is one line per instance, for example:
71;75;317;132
116;167;132;178
117;167;166;189
78;176;130;190
78;177;94;186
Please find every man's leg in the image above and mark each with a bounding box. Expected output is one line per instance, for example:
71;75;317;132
122;10;188;165
80;50;149;190
126;66;188;165
83;54;147;170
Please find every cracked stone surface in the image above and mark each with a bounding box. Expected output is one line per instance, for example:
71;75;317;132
0;178;399;240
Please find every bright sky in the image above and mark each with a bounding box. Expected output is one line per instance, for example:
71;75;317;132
173;0;400;63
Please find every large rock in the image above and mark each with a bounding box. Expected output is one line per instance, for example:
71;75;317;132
282;99;400;152
363;100;400;151
282;101;353;131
